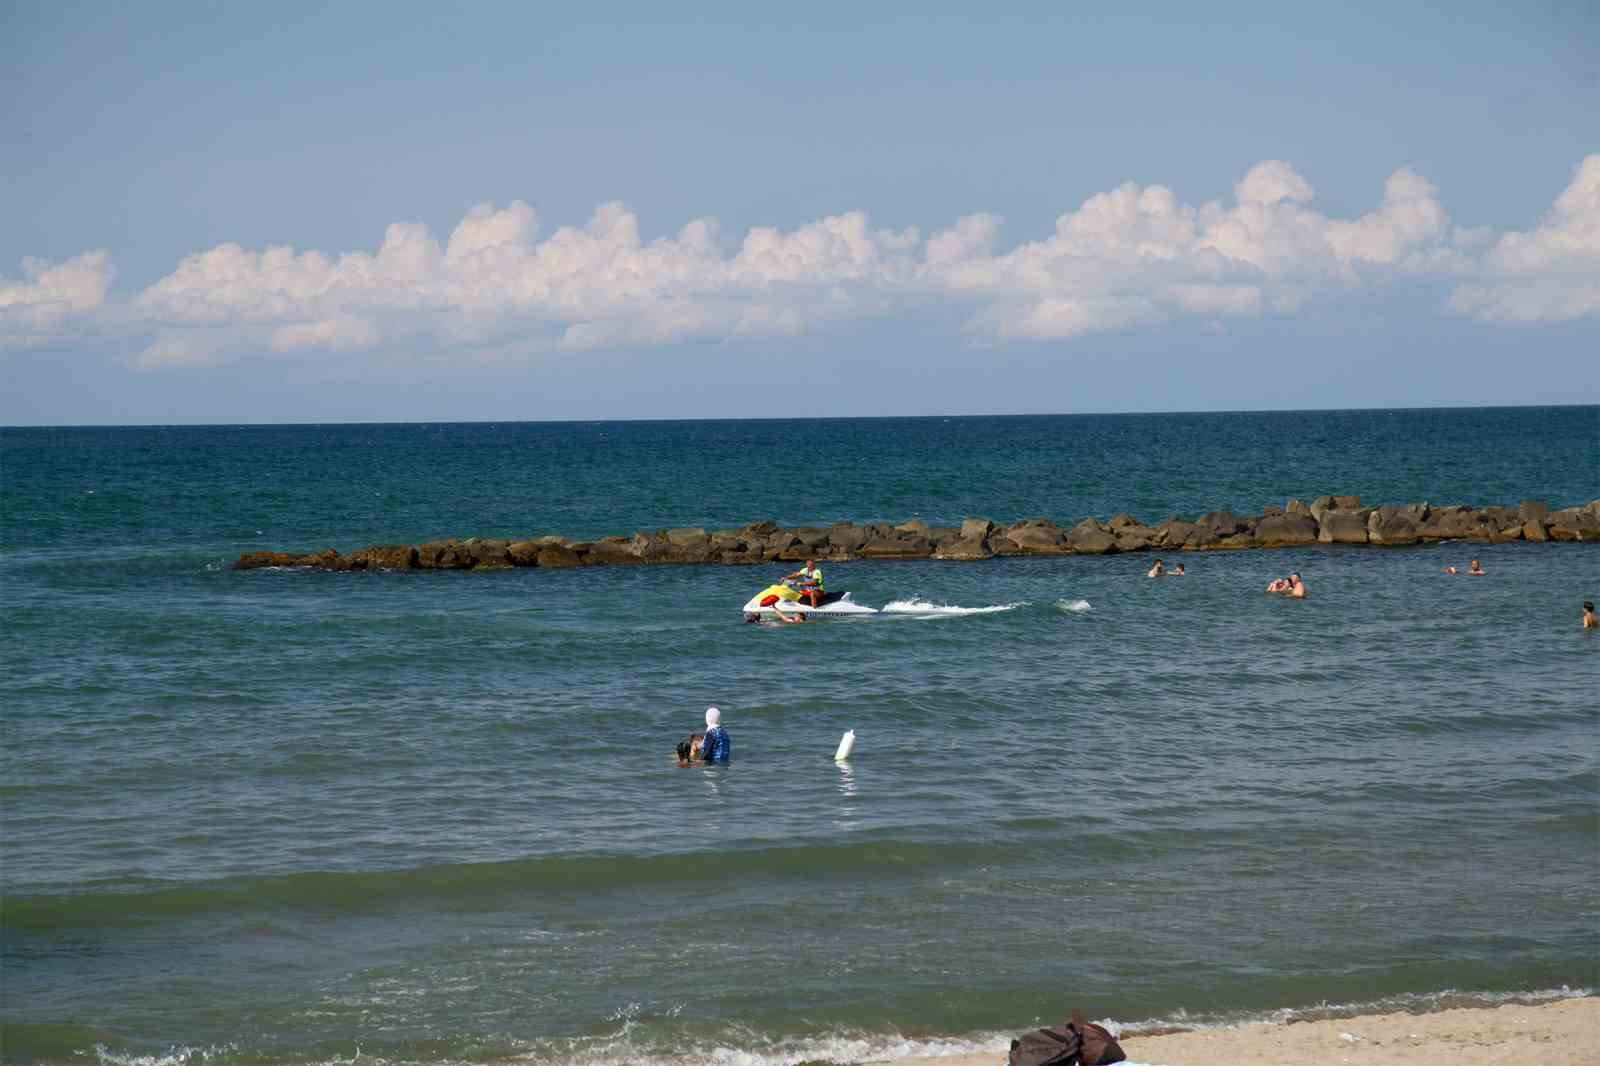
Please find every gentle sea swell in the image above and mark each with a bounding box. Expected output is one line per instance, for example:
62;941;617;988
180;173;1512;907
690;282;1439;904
2;410;1596;1065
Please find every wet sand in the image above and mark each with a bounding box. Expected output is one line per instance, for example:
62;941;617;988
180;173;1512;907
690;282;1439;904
879;997;1598;1066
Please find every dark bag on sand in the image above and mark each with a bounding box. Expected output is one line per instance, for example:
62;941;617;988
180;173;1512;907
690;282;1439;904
1007;1010;1125;1066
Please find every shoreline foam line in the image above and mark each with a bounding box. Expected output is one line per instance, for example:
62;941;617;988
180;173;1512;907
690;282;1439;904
880;995;1600;1066
235;496;1600;572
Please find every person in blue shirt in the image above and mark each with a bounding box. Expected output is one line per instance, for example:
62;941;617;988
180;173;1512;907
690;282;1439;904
699;706;731;762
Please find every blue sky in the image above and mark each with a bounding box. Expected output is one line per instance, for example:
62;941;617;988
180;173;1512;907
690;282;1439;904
3;2;1597;424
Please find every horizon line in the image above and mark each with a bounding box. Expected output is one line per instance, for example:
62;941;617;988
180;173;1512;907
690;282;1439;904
4;401;1597;431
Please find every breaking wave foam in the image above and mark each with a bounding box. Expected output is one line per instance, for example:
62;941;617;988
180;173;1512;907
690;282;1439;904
1056;598;1092;613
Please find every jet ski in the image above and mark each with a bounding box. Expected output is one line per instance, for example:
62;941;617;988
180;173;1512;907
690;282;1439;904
741;581;877;618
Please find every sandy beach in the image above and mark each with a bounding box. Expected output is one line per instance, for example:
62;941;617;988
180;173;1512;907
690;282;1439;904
882;998;1600;1066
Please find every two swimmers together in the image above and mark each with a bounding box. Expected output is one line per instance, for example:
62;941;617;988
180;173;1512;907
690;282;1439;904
675;706;731;766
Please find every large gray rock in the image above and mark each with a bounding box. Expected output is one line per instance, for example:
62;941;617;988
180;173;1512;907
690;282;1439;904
1112;523;1156;552
584;537;643;565
788;527;831;549
238;548;350;570
934;536;991;560
535;540;582;568
507;540;541;566
1547;506;1600;542
1367;507;1420;546
859;533;934;558
461;538;510;568
1255;512;1319;547
234;551;302;570
770;532;813;561
709;530;754;555
1199;509;1246;537
1317;511;1369;544
632;531;711;564
827;523;868;553
1005;519;1071;555
1065;518;1117;555
294;548;350;570
1519;500;1549;542
960;517;995;542
1477;507;1525;543
667;527;710;549
1154;519;1214;550
350;544;417;570
1417;507;1494;541
417;540;475;569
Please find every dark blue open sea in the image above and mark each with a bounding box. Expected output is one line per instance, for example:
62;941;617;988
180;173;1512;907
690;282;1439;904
2;407;1597;1066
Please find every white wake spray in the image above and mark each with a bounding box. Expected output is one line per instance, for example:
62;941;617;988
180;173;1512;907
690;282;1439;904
880;599;1025;617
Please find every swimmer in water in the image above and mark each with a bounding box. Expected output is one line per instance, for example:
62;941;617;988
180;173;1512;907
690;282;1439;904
1584;601;1596;630
1468;558;1485;575
1171;563;1186;576
1147;559;1166;578
675;733;705;766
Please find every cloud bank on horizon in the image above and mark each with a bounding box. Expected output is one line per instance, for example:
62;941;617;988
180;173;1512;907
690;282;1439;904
4;155;1597;371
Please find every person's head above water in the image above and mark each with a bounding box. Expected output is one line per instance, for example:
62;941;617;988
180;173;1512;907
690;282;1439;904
706;706;721;729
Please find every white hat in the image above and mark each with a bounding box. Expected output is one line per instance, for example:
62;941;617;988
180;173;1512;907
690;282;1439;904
705;706;721;727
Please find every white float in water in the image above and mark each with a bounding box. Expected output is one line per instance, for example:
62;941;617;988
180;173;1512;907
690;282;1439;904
834;729;856;761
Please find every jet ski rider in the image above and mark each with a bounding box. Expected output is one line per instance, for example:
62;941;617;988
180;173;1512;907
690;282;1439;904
786;559;824;608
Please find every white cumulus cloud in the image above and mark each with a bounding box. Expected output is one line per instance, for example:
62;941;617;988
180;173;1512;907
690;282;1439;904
8;156;1598;368
0;250;115;348
1447;154;1600;324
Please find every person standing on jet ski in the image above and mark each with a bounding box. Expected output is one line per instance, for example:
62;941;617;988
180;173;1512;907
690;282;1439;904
786;559;824;608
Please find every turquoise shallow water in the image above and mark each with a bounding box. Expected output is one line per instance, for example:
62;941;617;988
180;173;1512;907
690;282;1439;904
1;407;1597;1066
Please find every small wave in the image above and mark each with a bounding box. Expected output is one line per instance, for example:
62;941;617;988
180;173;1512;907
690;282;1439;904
94;1043;242;1066
0;841;1016;931
1056;598;1092;613
880;599;1025;617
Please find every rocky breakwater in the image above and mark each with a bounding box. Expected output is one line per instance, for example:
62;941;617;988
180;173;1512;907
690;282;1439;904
235;497;1600;572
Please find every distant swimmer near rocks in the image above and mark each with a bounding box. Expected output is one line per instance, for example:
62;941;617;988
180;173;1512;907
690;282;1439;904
1268;572;1306;598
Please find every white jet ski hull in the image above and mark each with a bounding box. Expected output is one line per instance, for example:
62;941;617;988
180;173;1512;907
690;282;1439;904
741;591;877;616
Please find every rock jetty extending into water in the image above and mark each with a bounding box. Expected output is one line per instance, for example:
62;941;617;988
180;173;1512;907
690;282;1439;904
235;496;1600;572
